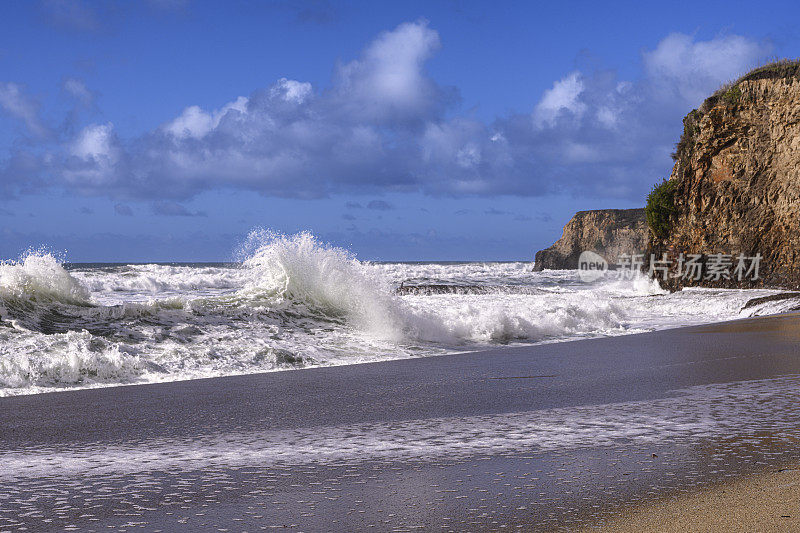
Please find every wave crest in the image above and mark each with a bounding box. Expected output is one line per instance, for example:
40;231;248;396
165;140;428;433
239;230;449;342
236;230;631;346
0;251;91;311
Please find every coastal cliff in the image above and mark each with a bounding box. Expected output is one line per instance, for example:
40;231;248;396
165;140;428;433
648;60;800;289
533;208;648;270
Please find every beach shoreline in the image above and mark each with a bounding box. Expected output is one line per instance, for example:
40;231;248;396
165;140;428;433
2;313;800;530
1;306;790;400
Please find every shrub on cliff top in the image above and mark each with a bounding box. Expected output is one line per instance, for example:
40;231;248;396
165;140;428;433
705;59;800;108
737;58;800;83
645;179;676;239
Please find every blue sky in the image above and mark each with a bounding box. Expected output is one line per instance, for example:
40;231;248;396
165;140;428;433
0;0;797;261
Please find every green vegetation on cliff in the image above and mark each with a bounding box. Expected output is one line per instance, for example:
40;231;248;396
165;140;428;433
736;58;800;83
671;109;701;162
645;179;676;239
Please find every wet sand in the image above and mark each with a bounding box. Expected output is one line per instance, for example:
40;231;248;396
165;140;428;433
2;313;800;531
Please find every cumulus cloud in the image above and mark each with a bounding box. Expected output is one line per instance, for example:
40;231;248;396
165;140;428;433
333;20;444;123
271;78;312;104
643;33;769;105
163;106;215;139
163;96;248;139
0;26;773;203
71;123;116;160
63;122;121;187
0;82;48;136
533;72;586;127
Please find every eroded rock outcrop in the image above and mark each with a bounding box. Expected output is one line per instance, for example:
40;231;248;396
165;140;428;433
649;61;800;289
533;209;648;270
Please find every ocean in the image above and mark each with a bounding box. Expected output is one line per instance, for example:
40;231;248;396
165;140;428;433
0;230;790;396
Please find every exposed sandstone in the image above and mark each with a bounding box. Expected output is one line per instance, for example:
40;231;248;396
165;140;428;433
649;65;800;289
533;209;648;270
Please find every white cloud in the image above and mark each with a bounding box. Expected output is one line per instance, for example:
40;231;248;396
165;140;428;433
421;119;483;166
0;82;48;137
164;96;248;139
72;123;116;160
533;72;586;127
643;33;770;105
66;123;120;185
270;78;312;104
164;105;215;139
334;20;443;121
596;106;617;128
0;26;776;203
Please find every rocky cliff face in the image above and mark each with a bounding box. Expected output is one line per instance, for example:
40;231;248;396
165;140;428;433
650;62;800;289
534;209;648;270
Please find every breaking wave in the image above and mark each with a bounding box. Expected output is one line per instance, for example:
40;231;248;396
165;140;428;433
0;252;90;305
0;230;784;395
238;230;450;343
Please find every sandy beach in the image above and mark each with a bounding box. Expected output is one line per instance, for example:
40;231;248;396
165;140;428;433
589;465;800;532
2;313;800;531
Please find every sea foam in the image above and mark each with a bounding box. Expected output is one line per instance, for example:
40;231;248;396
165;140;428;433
0;232;785;396
0;252;90;304
239;229;451;343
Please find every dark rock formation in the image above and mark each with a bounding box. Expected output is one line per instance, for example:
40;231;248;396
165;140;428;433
741;292;800;311
396;284;493;295
648;61;800;290
533;209;648;271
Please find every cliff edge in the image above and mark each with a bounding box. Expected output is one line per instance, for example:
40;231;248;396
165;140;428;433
533;208;648;271
649;60;800;289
